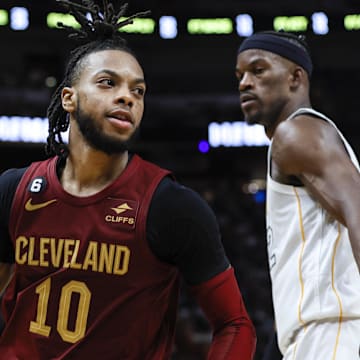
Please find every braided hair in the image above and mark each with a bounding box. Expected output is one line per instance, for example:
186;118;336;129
45;0;150;157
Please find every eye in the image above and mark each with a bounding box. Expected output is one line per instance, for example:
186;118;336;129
235;70;243;81
236;73;244;81
133;87;145;97
254;67;265;75
98;78;115;87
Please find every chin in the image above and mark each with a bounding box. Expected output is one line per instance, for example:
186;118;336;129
243;109;265;126
244;116;259;126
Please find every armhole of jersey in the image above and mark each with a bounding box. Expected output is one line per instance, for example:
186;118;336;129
7;165;39;237
268;107;359;183
0;167;28;262
292;108;359;169
137;169;173;267
1;168;28;224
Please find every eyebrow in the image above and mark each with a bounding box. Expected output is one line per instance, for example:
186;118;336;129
94;69;146;85
236;57;268;72
246;58;267;66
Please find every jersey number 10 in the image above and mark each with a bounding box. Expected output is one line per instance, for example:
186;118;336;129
29;277;91;343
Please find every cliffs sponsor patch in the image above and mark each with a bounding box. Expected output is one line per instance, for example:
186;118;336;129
105;199;138;228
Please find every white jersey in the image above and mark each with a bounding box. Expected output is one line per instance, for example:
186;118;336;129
266;108;360;354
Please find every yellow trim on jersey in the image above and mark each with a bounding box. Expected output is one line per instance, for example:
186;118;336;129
293;188;307;328
331;223;343;360
292;340;298;360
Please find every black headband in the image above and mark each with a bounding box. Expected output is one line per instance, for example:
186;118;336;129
238;32;313;76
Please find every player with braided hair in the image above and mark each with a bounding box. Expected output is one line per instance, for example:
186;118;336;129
236;30;360;359
46;0;150;157
0;1;256;358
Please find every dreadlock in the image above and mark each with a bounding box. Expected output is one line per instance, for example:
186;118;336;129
45;0;150;157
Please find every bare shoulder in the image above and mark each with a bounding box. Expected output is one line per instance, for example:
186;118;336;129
274;113;339;147
272;113;344;175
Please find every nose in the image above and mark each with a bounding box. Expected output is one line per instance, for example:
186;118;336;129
238;72;253;92
115;86;133;108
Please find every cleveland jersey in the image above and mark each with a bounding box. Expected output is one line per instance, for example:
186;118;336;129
0;154;179;359
266;108;360;354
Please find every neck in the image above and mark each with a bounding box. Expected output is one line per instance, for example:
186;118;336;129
265;97;312;139
60;133;129;197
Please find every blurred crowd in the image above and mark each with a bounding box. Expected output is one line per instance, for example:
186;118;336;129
171;175;275;360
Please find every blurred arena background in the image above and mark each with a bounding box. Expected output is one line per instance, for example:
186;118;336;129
0;0;359;358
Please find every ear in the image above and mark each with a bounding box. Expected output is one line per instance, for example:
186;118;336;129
289;67;306;91
61;87;77;113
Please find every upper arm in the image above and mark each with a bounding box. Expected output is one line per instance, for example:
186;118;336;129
0;167;27;263
147;178;230;285
272;115;360;224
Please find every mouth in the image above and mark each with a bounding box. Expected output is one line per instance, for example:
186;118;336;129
106;109;133;130
240;93;257;106
107;109;132;123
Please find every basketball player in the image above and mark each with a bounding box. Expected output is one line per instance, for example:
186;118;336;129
0;1;256;358
236;30;360;359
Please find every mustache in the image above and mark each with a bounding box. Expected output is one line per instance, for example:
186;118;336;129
75;105;139;155
239;91;258;101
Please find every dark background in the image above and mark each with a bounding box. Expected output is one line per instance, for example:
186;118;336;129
1;0;360;176
1;1;359;358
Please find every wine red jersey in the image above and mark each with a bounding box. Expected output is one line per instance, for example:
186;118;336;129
0;155;180;359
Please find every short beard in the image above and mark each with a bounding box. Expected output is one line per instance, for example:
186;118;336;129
75;103;139;155
244;99;286;128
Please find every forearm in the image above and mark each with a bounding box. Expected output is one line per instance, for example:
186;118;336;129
207;318;256;359
191;267;256;360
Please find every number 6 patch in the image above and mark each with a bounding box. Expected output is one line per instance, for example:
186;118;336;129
28;177;47;193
